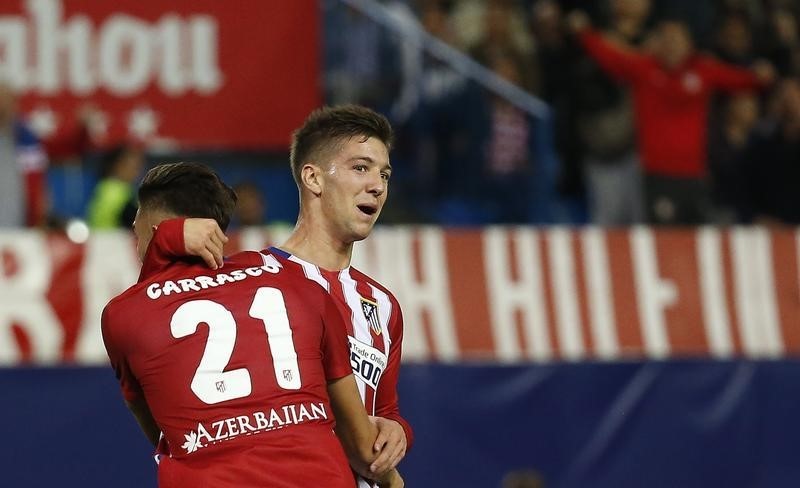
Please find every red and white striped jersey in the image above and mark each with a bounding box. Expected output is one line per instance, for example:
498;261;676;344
269;248;399;412
267;247;410;488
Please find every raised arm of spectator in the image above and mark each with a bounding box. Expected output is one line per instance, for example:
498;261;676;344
704;58;776;93
568;10;649;84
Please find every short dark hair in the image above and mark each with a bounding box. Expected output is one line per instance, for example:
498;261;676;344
289;105;394;187
138;162;237;231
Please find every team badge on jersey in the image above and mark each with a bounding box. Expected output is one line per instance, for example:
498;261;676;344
360;297;382;335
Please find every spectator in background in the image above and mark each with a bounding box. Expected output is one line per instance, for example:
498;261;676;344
394;0;482;222
86;144;144;229
714;10;756;66
707;93;760;223
530;0;568;104
231;182;267;228
323;1;400;111
0;82;48;227
742;78;800;224
469;0;538;94
479;48;534;223
569;12;774;225
529;0;588;216
762;7;800;77
571;0;651;225
707;8;757;175
392;0;466;125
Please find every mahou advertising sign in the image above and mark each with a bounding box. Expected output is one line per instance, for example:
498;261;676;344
1;0;321;148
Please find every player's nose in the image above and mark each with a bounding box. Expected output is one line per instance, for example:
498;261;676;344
365;172;385;197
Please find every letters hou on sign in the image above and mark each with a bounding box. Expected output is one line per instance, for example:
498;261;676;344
0;0;222;96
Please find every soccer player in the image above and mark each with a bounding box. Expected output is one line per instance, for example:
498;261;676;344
142;105;412;487
102;162;402;487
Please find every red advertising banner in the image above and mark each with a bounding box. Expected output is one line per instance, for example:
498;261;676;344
2;226;800;365
2;0;321;149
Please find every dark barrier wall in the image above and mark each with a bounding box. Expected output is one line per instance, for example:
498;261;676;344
3;362;799;487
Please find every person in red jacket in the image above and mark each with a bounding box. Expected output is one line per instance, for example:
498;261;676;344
568;11;774;224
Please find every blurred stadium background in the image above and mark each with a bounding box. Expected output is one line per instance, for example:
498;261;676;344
2;0;800;486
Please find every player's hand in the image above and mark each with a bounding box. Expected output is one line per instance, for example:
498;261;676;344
369;417;407;477
376;469;404;488
184;218;228;269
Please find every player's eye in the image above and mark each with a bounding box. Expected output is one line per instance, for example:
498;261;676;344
380;172;391;181
353;164;367;172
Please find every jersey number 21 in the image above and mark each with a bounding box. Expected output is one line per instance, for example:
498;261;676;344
170;287;300;404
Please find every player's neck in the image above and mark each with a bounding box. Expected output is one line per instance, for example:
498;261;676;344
280;216;354;271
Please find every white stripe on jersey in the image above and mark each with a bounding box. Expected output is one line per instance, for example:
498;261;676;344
370;283;392;353
289;255;330;292
282;257;389;488
258;252;283;270
340;268;373;403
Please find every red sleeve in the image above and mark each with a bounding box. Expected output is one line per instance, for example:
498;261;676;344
101;303;144;403
373;303;414;450
320;291;354;381
138;218;186;282
700;58;764;93
24;170;46;227
578;29;650;84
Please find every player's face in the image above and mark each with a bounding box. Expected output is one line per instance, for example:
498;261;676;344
319;136;391;243
132;208;159;262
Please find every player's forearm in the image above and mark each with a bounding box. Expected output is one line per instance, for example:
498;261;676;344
328;376;381;472
333;416;379;476
138;218;186;282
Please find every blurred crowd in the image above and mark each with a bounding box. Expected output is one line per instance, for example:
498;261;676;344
2;0;799;230
0;89;271;232
325;0;800;226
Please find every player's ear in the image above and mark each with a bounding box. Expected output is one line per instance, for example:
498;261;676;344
301;163;323;197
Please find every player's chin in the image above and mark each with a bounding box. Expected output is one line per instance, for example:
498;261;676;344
350;222;376;241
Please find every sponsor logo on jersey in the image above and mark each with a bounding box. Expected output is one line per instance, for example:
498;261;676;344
348;336;388;390
180;401;328;454
360;297;382;336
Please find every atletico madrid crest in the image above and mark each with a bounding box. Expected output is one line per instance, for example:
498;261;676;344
360;298;382;336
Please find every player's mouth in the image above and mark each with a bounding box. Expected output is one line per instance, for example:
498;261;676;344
356;204;378;217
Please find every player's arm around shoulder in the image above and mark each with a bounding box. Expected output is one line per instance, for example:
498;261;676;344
327;375;403;487
328;374;379;470
141;217;227;279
